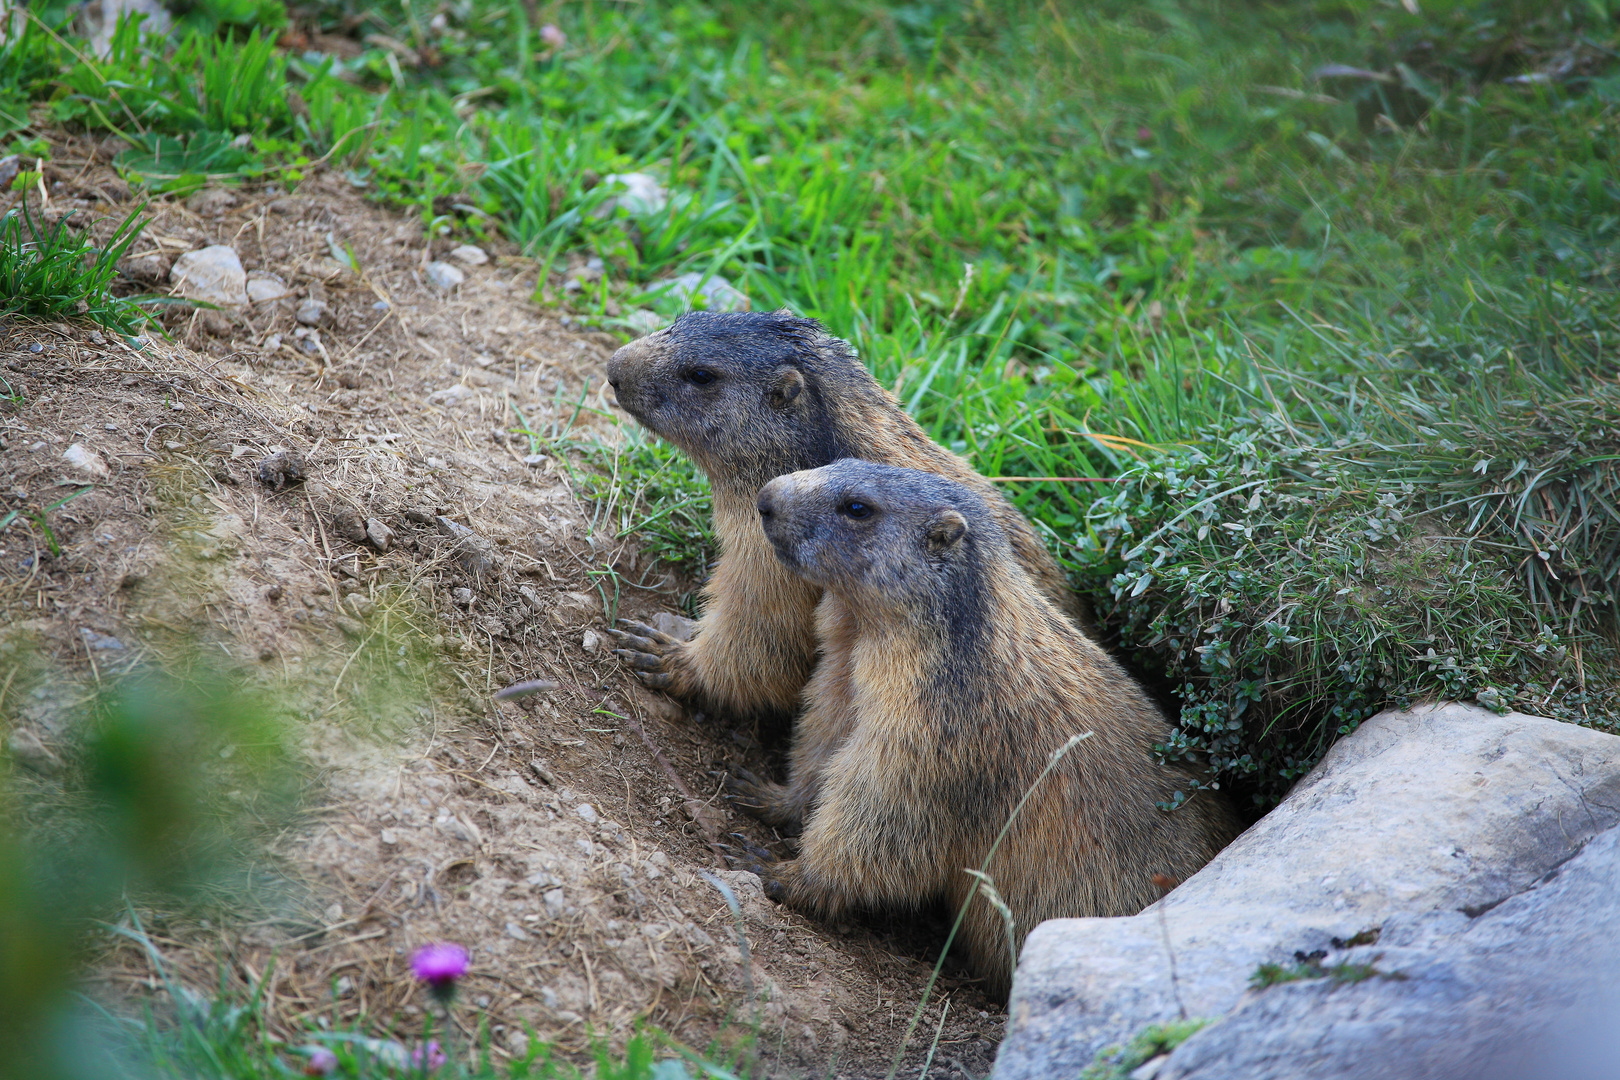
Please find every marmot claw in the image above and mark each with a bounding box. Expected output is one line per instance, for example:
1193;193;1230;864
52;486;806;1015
719;835;778;879
617;618;677;646
606;627;659;653
612;647;664;672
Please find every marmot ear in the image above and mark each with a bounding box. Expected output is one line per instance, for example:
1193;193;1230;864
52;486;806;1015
925;509;968;553
768;366;805;410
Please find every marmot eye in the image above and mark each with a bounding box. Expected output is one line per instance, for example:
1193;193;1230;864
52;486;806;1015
840;500;873;520
685;368;718;386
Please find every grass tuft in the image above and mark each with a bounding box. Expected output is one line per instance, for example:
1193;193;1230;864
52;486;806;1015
0;198;157;336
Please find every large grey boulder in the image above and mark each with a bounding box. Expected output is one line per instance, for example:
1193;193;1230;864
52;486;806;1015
1157;822;1620;1080
993;703;1620;1080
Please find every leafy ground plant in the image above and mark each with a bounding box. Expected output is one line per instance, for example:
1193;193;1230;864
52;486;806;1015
0;197;156;335
1077;371;1620;805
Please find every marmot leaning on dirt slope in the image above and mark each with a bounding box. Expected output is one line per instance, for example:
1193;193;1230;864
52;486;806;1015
731;459;1239;1001
605;310;1087;829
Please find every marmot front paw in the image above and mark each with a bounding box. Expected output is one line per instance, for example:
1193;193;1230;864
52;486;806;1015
719;834;787;900
606;619;681;690
720;766;799;830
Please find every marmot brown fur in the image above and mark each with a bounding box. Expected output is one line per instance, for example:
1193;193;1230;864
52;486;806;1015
606;310;1085;828
736;459;1239;1001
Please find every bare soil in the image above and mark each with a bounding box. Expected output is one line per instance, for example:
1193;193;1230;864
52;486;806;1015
0;129;1004;1079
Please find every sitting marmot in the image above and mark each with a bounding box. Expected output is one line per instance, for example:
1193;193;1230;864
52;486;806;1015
606;310;1087;829
735;459;1238;1001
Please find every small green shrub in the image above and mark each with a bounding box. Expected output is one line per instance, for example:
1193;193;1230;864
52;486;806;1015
1075;378;1620;805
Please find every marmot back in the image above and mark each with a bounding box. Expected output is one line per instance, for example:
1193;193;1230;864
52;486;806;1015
606;310;1084;729
743;459;1240;1001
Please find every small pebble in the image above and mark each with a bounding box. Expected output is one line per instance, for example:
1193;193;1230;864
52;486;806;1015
28;342;43;353
80;628;125;651
448;244;489;266
574;803;598;824
451;587;474;607
425;261;465;290
295;298;327;326
365;517;395;551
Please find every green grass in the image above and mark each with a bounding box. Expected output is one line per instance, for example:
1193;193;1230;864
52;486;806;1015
0;198;157;335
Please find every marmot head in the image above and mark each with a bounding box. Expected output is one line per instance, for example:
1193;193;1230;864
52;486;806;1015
605;310;872;489
757;460;1006;617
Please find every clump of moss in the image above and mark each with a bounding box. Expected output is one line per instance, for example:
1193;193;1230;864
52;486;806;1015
1081;1019;1212;1080
1073;379;1620;805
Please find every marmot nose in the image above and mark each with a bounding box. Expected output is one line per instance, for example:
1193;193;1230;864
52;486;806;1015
756;492;775;522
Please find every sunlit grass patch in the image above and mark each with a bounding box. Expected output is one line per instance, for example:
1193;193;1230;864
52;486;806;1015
0;198;158;336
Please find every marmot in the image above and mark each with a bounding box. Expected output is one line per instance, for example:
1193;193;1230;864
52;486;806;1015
606;310;1085;828
735;459;1239;1001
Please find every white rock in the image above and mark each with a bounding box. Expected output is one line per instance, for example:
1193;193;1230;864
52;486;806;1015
427;384;475;407
994;703;1620;1080
425;260;465;290
169;245;248;307
574;803;598;824
295;298;327;326
245;271;290;304
448;244;489;266
663;271;749;312
623;308;663;336
581;629;602;654
84;0;171;56
1155;824;1620;1080
365;517;394;551
61;443;110;478
597;172;668;217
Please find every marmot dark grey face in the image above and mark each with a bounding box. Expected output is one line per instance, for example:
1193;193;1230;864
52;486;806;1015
757;460;1002;610
605;310;862;487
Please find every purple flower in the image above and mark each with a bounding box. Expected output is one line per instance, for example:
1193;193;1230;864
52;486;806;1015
410;942;469;987
539;24;566;49
412;1040;448;1072
301;1046;338;1076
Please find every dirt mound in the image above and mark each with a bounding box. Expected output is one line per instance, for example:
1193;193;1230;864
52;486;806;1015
0;131;1003;1077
